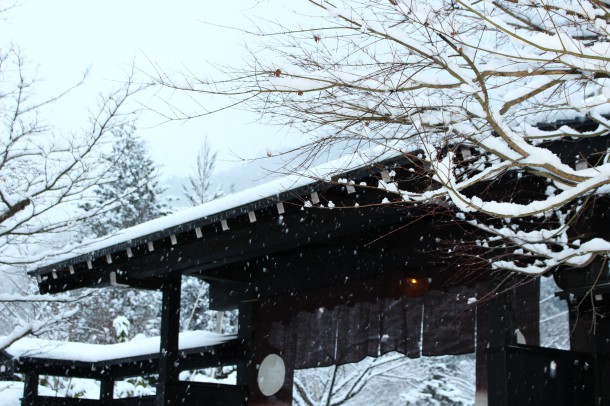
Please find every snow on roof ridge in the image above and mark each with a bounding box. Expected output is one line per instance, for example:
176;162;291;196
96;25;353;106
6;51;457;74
32;143;409;271
5;330;236;362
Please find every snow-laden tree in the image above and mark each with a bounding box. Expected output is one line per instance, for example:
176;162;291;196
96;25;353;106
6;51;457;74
180;139;236;335
80;125;171;237
0;54;140;266
155;0;610;275
182;138;224;206
180;142;238;380
293;352;475;406
0;45;142;350
71;128;171;344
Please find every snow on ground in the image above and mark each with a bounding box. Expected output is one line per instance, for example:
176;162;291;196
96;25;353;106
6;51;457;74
0;381;59;405
0;381;23;406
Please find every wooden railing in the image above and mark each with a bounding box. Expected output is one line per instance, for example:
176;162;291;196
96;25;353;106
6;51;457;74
3;338;248;405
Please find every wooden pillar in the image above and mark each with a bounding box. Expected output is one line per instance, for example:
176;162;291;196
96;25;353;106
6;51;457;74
237;301;253;389
475;298;490;406
480;278;540;406
156;272;182;406
475;292;510;406
567;293;610;405
100;379;114;404
22;373;38;405
249;298;294;406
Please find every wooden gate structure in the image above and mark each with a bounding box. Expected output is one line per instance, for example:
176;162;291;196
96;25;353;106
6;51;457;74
6;131;610;405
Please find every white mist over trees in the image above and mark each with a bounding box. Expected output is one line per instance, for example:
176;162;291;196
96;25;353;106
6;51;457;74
156;0;610;275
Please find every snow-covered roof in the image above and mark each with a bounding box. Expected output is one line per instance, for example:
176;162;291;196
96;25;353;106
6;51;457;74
30;122;610;294
30;143;413;281
5;330;235;362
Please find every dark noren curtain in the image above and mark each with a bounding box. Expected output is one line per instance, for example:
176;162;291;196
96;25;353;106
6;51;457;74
263;284;487;369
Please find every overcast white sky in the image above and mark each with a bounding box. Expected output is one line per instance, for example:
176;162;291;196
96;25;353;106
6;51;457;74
3;0;316;178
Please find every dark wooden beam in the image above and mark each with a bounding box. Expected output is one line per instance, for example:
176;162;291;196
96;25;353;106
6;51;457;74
209;281;250;311
236;302;253;390
206;215;472;309
22;372;38;404
32;133;610;296
156;272;182;406
124;204;411;281
12;340;243;382
100;379;114;404
480;277;540;405
24;397;103;405
15;358;109;380
564;293;610;403
249;300;294;406
35;190;415;294
486;345;595;406
37;267;168;295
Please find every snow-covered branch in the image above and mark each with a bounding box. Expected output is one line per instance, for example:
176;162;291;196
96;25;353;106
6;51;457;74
0;45;144;347
0;50;145;266
154;0;610;274
0;307;78;352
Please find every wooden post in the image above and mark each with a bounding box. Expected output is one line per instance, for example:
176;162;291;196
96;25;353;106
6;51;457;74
481;278;540;406
237;301;253;389
475;292;512;406
567;293;610;405
100;379;114;404
156;272;182;406
248;299;294;406
22;373;38;405
475;299;490;406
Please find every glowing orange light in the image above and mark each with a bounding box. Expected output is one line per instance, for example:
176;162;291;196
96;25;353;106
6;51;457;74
402;277;430;297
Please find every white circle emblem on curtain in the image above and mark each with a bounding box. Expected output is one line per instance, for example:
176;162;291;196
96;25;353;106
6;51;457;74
257;353;286;396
